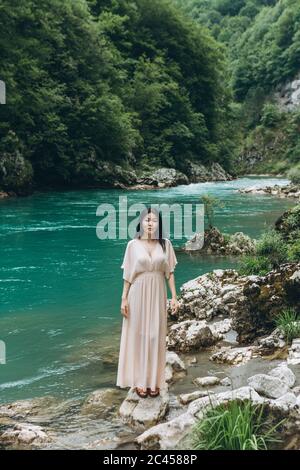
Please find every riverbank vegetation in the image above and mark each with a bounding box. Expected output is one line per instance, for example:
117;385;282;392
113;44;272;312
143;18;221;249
237;203;300;275
189;400;284;450
174;0;300;175
0;0;236;195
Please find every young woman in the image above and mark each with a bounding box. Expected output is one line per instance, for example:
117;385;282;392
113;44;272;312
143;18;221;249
116;207;179;398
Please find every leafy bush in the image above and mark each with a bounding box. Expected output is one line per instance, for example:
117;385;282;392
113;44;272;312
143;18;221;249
189;399;284;450
255;229;288;268
260;103;282;128
286;165;300;185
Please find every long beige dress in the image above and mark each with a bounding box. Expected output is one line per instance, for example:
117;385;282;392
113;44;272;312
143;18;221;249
116;237;178;390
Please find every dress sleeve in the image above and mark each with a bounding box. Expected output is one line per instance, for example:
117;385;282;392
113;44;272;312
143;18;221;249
165;238;178;280
121;241;133;283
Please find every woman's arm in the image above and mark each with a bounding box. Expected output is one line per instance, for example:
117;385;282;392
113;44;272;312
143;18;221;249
167;272;176;299
167;272;179;314
121;280;131;318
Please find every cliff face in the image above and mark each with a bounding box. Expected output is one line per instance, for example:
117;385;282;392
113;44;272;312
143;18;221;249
274;71;300;112
234;70;300;176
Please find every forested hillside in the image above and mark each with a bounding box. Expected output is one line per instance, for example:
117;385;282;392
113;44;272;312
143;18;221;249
174;0;300;174
0;0;236;194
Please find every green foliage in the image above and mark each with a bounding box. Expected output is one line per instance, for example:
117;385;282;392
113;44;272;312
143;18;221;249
275;307;300;343
0;0;234;191
255;228;288;268
287;238;300;261
189;399;284;450
260;103;282;128
237;254;272;275
237;227;293;275
200;194;225;229
173;0;300;174
287;164;300;184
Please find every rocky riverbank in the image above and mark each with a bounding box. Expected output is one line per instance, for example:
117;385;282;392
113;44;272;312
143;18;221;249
183;226;256;255
0;159;233;197
1;259;299;450
239;182;300;201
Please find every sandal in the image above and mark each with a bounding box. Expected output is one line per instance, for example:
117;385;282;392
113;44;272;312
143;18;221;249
148;387;160;397
135;387;148;398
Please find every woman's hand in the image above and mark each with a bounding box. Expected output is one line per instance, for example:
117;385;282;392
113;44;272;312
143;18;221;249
170;297;179;315
121;297;129;319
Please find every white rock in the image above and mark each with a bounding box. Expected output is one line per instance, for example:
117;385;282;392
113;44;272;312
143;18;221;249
135;386;263;450
194;376;220;387
247;374;290;399
287;338;300;365
220;377;232;387
268;362;296;388
1;423;49;445
179;390;209;405
273;392;297;410
209;318;232;337
210;346;255;365
118;386;169;429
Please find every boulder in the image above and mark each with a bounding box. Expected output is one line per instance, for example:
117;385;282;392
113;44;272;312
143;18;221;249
81;388;122;417
287;338;300;365
210;346;256;365
118;386;169;430
167;319;217;352
165;351;187;384
135;386;262;450
193;376;221;387
247;374;290;399
268;363;296;388
0;423;50;446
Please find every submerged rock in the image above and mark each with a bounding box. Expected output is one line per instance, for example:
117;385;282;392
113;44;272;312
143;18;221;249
81;388;123;418
0;423;51;446
239;183;300;201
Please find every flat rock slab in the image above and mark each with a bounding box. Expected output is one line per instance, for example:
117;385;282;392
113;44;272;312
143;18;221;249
118;387;169;430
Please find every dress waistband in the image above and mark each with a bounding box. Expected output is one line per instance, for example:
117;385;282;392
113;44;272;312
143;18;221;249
132;271;165;284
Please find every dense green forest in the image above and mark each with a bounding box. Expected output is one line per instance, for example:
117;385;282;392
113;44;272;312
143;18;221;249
1;0;299;195
0;0;236;194
174;0;300;174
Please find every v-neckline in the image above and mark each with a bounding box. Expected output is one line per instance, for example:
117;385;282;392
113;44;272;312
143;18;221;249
137;238;159;263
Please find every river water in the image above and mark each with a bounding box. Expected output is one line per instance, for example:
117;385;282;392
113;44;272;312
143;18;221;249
0;176;295;407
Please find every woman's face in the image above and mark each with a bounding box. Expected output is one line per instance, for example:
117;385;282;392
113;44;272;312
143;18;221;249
141;212;159;239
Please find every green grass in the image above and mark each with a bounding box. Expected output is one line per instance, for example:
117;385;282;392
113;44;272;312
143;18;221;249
237;254;272;275
275;307;300;344
237;228;292;275
189;399;285;450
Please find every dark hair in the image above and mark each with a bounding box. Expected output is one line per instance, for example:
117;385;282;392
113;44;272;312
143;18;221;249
134;206;167;252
